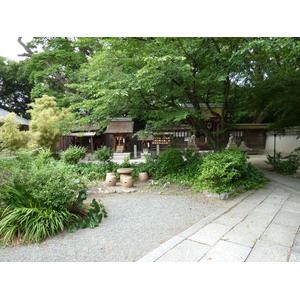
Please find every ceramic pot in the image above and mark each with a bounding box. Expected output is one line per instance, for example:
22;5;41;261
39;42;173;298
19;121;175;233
122;176;133;188
105;174;117;186
120;174;131;184
138;172;149;183
106;172;116;181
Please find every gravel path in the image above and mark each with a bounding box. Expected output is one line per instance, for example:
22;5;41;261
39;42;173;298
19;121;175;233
0;187;228;262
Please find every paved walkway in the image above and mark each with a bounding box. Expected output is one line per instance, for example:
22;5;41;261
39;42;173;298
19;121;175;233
138;155;300;262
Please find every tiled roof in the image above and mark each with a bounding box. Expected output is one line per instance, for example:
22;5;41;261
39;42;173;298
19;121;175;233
104;119;134;134
0;108;29;126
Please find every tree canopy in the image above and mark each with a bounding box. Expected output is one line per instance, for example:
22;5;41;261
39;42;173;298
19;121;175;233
1;37;299;150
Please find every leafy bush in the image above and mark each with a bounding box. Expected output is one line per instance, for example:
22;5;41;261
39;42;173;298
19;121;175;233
0;153;107;246
61;145;86;164
68;199;108;232
154;149;185;177
193;150;267;194
266;152;300;174
94;146;114;162
69;161;119;181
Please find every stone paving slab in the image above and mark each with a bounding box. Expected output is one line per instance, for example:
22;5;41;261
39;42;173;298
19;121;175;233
246;240;290;262
137;235;185;262
242;210;275;229
177;211;226;239
281;200;300;214
263;194;289;206
287;195;300;204
272;211;300;228
222;223;265;248
291;229;300;253
260;223;298;248
289;252;300;262
156;240;210;262
188;223;232;246
200;240;251;262
252;202;282;214
213;214;245;227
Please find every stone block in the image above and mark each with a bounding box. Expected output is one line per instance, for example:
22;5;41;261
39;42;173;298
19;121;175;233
222;223;265;247
288;195;300;204
137;235;185;262
252;202;281;214
246;240;290;262
289;252;300;262
188;223;232;246
242;211;275;228
200;240;251;262
272;210;300;228
260;223;298;248
264;193;288;205
214;214;244;227
178;213;222;239
156;240;210;262
292;231;300;253
281;200;300;214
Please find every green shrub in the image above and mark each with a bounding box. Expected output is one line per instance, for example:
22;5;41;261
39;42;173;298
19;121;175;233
69;161;119;181
94;146;114;162
154;148;185;177
0;153;108;246
266;152;300;174
61;145;86;164
193;150;267;194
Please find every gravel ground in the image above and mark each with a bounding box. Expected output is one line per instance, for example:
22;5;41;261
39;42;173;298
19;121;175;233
0;185;228;262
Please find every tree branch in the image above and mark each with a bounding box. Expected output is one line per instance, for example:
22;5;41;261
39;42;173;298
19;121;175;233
17;37;34;57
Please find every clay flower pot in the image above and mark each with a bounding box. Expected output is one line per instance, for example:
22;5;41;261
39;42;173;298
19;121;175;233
139;172;149;183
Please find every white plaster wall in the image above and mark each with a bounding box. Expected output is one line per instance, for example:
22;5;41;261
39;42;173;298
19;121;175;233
265;134;300;155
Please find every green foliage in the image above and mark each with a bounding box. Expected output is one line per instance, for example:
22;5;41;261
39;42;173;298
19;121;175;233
69;161;119;181
0;57;32;118
154;149;185;177
0;152;108;246
193;150;267;193
119;156;132;168
61;145;87;164
0;113;29;151
69;37;300;150
266;152;300;174
28;95;72;151
0;204;76;246
93;146;113;162
68;199;108;232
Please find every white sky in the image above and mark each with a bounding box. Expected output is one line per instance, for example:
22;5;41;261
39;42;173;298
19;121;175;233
1;1;299;63
0;36;32;61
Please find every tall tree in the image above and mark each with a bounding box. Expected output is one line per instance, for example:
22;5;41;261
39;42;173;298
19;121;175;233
69;37;258;150
17;37;103;106
0;57;33;118
240;37;300;130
